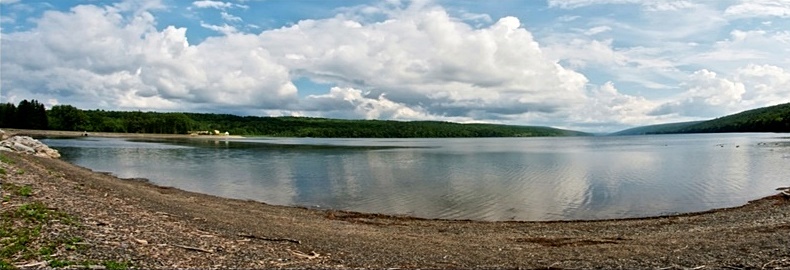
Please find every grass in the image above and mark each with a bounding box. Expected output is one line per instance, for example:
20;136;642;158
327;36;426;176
0;154;14;164
0;154;133;270
104;260;131;270
16;186;32;197
0;197;80;266
48;259;71;268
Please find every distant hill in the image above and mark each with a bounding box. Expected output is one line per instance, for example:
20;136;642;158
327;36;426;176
612;102;790;135
609;121;703;136
667;102;790;133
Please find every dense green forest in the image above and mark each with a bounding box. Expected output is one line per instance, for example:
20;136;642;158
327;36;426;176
0;100;587;138
611;102;790;135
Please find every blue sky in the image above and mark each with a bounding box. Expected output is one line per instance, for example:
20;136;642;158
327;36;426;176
2;0;790;132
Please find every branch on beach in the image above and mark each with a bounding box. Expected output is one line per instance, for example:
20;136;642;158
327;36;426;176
170;243;214;253
237;233;301;244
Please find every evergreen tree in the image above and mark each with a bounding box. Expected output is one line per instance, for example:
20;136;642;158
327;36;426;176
0;103;16;128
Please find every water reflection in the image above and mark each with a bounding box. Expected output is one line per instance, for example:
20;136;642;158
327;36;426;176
44;134;790;221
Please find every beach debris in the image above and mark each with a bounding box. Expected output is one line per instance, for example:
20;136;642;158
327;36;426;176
170;243;214;253
0;134;61;158
289;249;320;259
237;233;301;244
14;261;48;268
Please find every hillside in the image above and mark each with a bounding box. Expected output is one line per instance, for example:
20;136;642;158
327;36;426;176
613;102;790;135
610;121;703;136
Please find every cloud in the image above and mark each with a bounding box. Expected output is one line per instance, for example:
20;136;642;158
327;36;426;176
192;0;231;9
725;0;790;18
1;3;296;111
584;26;611;36
220;11;242;22
258;9;590;121
650;65;790;118
302;87;433;120
3;0;790;133
547;0;640;9
191;0;247;10
571;82;660;128
0;0;20;4
548;0;699;11
1;1;597;127
199;21;238;34
685;29;790;73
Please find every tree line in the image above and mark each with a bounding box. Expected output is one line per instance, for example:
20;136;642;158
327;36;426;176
0;100;587;138
0;100;48;130
648;102;790;134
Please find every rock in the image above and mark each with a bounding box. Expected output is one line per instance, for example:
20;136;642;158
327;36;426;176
0;135;61;158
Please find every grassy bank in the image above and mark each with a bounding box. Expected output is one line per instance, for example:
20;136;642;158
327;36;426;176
0;153;130;269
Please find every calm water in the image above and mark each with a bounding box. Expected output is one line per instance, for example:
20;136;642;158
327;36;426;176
41;133;790;221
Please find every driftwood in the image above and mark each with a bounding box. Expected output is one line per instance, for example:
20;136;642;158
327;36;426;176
14;261;48;268
237;233;301;244
289;249;320;259
170;243;214;253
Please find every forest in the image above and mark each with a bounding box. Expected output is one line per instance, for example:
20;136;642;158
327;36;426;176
0;100;587;138
645;102;790;134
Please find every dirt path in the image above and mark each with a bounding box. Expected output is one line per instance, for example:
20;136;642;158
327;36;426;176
2;152;790;269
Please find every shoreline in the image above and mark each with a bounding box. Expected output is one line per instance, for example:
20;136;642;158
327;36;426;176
3;129;245;140
2;152;790;268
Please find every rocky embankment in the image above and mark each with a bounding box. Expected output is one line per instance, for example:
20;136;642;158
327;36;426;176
0;130;61;159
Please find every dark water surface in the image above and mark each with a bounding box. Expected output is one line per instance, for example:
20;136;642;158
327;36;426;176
42;133;790;221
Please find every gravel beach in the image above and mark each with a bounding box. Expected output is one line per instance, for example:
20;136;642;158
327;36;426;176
1;131;789;269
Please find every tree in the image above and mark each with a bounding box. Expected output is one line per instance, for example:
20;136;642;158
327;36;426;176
0;103;16;128
48;105;88;131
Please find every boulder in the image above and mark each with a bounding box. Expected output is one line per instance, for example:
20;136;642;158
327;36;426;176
0;135;61;158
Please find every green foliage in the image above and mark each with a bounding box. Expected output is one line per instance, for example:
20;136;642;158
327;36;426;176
17;186;32;197
643;102;790;134
104;260;130;270
16;202;52;222
48;105;89;131
0;100;48;129
2;184;31;197
0;259;13;270
0;168;5;175
0;185;83;268
0;103;16;129
44;107;587;137
0;154;15;164
48;259;71;268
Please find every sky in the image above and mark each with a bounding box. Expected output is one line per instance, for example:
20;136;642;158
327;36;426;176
1;0;789;133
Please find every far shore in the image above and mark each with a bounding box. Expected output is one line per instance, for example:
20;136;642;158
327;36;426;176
4;128;245;139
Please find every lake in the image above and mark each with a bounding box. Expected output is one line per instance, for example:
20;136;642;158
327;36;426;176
41;133;790;221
